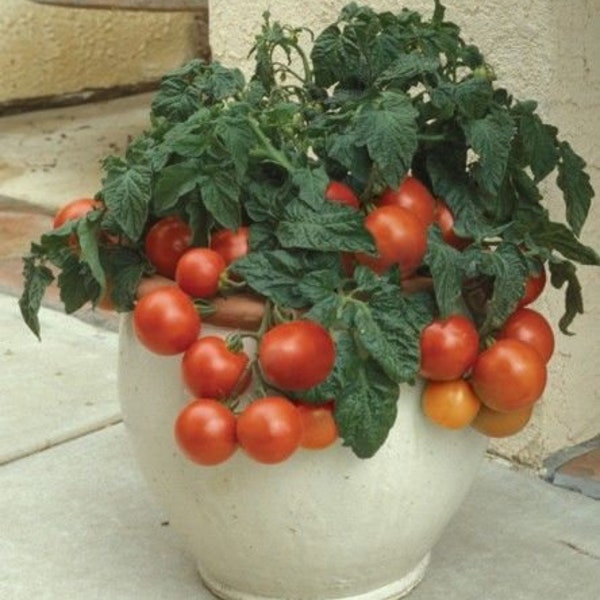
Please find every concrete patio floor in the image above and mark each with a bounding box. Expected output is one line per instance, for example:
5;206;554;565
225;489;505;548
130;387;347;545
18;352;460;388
1;95;599;600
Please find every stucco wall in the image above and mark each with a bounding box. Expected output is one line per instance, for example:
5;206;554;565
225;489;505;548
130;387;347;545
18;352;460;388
0;0;202;104
210;0;600;468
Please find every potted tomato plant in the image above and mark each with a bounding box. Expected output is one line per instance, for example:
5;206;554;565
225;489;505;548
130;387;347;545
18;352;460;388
20;2;597;598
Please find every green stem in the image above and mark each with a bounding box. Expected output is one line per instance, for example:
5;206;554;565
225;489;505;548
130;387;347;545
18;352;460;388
248;117;295;173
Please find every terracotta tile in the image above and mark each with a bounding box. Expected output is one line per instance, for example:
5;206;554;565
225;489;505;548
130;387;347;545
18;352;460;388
555;448;600;483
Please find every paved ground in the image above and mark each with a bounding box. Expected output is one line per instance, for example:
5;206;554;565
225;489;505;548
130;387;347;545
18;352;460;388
1;95;599;600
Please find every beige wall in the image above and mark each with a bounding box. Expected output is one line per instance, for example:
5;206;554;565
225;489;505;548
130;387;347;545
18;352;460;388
0;0;201;104
211;0;600;468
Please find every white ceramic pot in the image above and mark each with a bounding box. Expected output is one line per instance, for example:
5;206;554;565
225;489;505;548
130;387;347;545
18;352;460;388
118;314;488;600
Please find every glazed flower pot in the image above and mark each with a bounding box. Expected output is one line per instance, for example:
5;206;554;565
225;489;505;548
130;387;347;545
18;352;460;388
118;312;488;600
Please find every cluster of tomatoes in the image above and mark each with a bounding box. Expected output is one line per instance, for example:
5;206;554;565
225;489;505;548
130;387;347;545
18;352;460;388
419;268;551;437
135;217;340;466
53;172;552;464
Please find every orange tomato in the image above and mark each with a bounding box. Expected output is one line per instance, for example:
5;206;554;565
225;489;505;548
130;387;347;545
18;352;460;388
422;379;481;430
471;404;534;438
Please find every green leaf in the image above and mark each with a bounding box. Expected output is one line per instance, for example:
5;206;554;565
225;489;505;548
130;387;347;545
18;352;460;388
424;227;468;317
311;25;362;88
517;109;559;182
303;327;400;458
101;158;152;241
199;171;242;230
462;243;529;335
215;114;256;179
57;255;99;314
354;91;418;188
549;260;584;335
375;54;439;88
454;77;494;119
76;214;106;297
152;160;202;214
19;256;54;339
232;250;339;308
557;142;594;237
463;107;515;195
277;199;375;252
334;334;400;458
530;221;600;266
292;167;329;210
101;246;147;311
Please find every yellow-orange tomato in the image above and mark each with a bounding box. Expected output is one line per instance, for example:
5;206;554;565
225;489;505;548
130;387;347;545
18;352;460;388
422;379;481;430
471;404;534;438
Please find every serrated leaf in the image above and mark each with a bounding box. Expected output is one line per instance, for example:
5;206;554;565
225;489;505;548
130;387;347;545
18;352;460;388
199;171;242;230
57;255;99;315
101;159;151;241
354;91;418;188
424;227;468;317
530;221;600;266
19;256;54;339
557;142;594;237
152;160;202;214
518;111;559;182
215;114;256;179
311;25;362;88
454;77;494;119
375;54;439;88
292;167;329;210
549;260;584;335
232;250;339;308
277;199;375;252
463;107;515;195
76;214;106;297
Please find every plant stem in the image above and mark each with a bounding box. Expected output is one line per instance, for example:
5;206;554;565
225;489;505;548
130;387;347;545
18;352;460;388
248;117;295;173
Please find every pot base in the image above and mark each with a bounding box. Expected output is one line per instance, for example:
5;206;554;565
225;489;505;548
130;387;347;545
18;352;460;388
198;553;430;600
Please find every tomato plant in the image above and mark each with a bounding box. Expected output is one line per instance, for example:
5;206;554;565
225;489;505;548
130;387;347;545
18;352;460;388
133;286;201;355
145;216;192;279
470;339;547;412
258;320;336;391
471;404;533;438
182;336;251;399
356;205;428;278
296;401;338;449
174;398;238;466
498;308;555;363
325;181;360;209
422;379;481;430
419;315;480;381
210;227;250;266
236;396;303;464
175;248;226;298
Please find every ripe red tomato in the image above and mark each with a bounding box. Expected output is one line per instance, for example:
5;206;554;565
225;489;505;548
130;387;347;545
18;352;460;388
144;216;192;279
356;205;428;278
377;176;436;226
53;197;100;229
422;379;481;430
498;308;555;364
182;336;251;400
133;286;200;355
470;339;547;412
434;200;471;250
325;181;360;209
175;398;237;466
419;315;480;381
518;264;547;308
296;401;338;450
210;227;250;266
258;320;336;391
236;396;303;464
175;247;226;298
